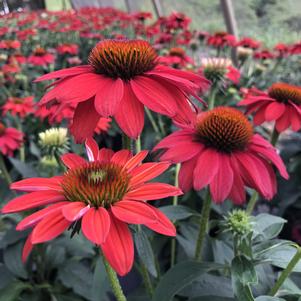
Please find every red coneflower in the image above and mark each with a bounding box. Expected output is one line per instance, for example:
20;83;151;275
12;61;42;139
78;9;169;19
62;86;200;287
2;138;181;275
207;31;236;48
2;96;35;118
253;49;274;60
154;107;288;204
35;39;209;142
56;43;79;55
158;47;194;68
239;83;301;132
27;47;55;66
236;37;261;50
0;122;23;156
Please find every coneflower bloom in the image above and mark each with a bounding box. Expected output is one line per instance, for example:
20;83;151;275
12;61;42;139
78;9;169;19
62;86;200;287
35;39;209;142
27;47;55;66
2;138;181;275
206;31;236;48
154;107;288;204
238;83;301;132
2;96;35;118
56;43;79;55
0;122;23;156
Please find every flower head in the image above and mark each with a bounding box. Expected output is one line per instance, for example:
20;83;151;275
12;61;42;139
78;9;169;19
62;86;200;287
2;138;182;275
238;83;301;132
0;122;23;156
28;47;55;66
35;39;209;142
154;107;288;204
2;96;35;118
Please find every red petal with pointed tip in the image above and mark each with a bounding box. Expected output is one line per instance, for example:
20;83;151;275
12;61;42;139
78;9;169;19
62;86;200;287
126;183;182;200
11;176;63;192
85;138;99;162
179;156;198;193
111;200;158;224
1;190;65;214
22;233;33;263
62;202;90;222
31;211;71;244
111;150;132;166
61;153;87;169
81;207;111;245
123;150;148;172
101;214;134;276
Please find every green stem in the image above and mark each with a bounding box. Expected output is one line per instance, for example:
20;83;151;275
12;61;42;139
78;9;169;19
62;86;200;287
171;163;180;267
157;115;166;137
145;108;161;137
135;136;141;153
269;245;301;296
194;190;212;261
15;119;25;162
270;127;280;147
140;260;154;297
103;257;127;301
0;153;12;185
246;191;259;215
122;134;132;152
208;86;218;110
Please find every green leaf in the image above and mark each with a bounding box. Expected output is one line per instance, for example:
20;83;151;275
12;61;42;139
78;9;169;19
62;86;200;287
9;158;38;178
53;295;84;301
3;242;28;279
134;230;157;277
252;214;286;241
159;205;198;220
152;260;224;301
255;297;285;301
231;255;257;301
189;297;236;301
91;258;110;301
58;260;93;299
0;263;15;289
0;281;31;301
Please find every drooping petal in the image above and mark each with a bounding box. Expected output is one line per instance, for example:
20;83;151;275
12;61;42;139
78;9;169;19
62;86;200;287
95;78;124;117
131;76;178;116
129;162;170;187
1;190;65;214
193;148;220;190
275;111;291;132
81;207;111;245
209;154;233;203
179;156;198;192
10;176;63;192
111;200;158;224
85;138;99;162
265;102;285;121
114;84;144;139
62;202;90;222
22;233;33;263
101;214;134;276
17;202;69;230
145;208;176;236
31;211;71;244
70;98;101;143
61;153;87;169
123;150;148;172
126;183;182;200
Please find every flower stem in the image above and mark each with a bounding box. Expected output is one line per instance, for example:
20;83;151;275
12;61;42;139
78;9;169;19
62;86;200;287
139;258;154;297
171;163;180;267
15;117;25;162
0;153;12;185
122;134;133;152
135;136;141;153
246;191;259;215
194;190;211;261
208;86;218;110
145;108;161;137
269;245;301;296
270;127;280;147
103;257;127;301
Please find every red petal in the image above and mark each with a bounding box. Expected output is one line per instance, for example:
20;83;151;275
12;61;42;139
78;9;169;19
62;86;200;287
131;76;177;116
126;183;182;200
179;156;198;193
17;202;69;230
111;150;132;165
101;214;134;276
275;111;291;132
130;162;170;187
61;153;87;169
145;208;176;236
70;98;100;143
123;150;148;172
111;200;158;224
193;148;220;190
62;202;90;222
95;78;124;117
22;233;33;263
10;176;63;192
265;102;285;121
1;190;65;214
85;138;99;162
114;84;144;139
81;207;111;245
98;148;114;162
31;211;71;244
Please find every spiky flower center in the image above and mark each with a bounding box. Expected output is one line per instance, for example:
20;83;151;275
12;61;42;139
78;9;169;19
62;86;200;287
196;107;253;153
61;162;130;208
268;82;301;105
0;122;6;136
88;39;157;80
34;47;47;56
